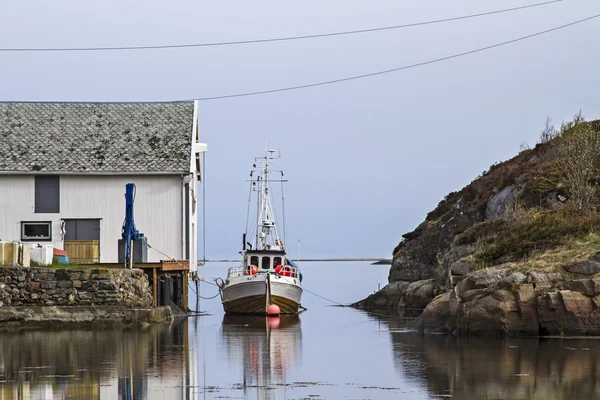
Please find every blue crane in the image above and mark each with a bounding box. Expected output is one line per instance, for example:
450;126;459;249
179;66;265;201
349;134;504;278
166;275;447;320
122;183;144;268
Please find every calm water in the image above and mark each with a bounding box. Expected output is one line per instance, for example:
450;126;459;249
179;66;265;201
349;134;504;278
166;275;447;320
2;262;600;399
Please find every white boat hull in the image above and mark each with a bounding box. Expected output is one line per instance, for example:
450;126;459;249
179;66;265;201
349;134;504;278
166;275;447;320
222;274;302;314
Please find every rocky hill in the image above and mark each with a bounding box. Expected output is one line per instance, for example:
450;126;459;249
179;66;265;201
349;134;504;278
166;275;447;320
354;116;600;336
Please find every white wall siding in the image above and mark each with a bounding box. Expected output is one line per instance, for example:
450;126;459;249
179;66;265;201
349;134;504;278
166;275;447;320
0;176;40;242
0;175;185;263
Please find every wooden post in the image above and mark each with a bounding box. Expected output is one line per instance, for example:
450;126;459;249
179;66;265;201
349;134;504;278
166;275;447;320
129;240;134;269
183;271;189;311
152;268;157;307
195;276;199;312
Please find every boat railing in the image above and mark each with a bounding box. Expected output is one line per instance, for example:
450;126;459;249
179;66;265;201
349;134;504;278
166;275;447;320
227;265;299;279
227;266;246;279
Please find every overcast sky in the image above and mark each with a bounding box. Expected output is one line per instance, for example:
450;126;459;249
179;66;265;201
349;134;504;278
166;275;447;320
1;1;599;259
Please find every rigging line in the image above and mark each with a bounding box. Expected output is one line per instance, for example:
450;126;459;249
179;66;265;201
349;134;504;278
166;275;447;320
202;151;206;263
269;177;280;241
194;13;600;101
0;0;564;52
245;176;253;237
281;172;287;250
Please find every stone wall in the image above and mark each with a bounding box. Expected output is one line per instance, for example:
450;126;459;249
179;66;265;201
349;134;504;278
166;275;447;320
0;266;153;308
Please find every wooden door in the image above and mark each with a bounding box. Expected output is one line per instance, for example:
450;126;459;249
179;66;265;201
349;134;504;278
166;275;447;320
64;219;100;263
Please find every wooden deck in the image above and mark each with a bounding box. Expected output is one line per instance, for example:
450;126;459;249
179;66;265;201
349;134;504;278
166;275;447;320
91;260;189;308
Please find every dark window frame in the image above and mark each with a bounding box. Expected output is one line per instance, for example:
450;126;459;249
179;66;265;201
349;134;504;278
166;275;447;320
21;221;52;241
34;175;60;213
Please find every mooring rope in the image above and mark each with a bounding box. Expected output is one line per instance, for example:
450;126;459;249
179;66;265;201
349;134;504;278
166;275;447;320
302;287;346;307
189;280;221;300
146;243;187;268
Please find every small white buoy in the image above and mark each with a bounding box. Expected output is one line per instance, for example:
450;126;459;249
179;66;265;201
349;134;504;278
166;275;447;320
267;304;281;315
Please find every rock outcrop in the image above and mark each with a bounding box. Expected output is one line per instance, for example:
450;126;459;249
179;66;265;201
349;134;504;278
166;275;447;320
354;120;600;336
353;279;440;315
412;270;600;336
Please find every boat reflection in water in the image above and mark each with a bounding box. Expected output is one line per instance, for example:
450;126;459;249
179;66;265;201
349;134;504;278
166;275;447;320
220;314;302;399
0;319;198;399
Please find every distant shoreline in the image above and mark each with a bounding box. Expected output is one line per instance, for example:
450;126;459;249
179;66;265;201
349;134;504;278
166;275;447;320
200;258;392;264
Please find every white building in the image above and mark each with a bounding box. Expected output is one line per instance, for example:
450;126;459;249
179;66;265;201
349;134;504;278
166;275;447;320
0;101;206;271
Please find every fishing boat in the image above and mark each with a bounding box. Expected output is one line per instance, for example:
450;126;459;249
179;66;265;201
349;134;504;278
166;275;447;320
218;148;303;315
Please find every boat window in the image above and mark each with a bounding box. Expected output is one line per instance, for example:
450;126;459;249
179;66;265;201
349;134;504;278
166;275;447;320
262;257;271;269
274;257;282;267
250;256;259;266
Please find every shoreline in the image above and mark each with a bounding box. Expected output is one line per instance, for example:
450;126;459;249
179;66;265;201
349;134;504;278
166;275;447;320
0;305;175;330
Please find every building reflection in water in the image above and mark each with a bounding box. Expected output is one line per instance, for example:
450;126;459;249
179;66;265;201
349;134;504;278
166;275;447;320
220;315;302;400
383;318;600;400
0;319;198;399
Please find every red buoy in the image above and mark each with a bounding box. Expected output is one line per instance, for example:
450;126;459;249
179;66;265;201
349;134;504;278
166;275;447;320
267;304;281;315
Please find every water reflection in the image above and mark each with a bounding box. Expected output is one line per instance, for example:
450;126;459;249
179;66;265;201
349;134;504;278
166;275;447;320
385;318;600;399
220;315;302;399
0;320;197;399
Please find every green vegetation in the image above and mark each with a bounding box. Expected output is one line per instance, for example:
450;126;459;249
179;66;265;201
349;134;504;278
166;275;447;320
501;233;600;274
29;257;93;270
471;206;600;265
456;219;507;246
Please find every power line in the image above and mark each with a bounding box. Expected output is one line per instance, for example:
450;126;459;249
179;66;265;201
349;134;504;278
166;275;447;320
0;0;563;52
194;13;599;101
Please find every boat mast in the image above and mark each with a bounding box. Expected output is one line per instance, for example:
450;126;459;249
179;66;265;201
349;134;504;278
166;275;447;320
253;145;282;251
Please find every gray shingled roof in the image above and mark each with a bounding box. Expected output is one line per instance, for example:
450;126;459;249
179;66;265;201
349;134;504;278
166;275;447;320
0;102;194;173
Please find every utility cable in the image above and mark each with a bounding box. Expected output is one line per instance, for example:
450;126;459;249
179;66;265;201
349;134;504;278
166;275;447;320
1;13;594;103
0;0;563;52
193;13;600;101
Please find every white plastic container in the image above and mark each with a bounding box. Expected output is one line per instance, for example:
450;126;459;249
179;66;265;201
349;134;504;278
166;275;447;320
19;243;31;268
30;244;54;266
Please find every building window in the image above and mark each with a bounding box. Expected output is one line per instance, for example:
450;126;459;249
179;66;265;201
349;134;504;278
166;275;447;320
262;256;271;270
21;222;52;241
35;176;60;213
